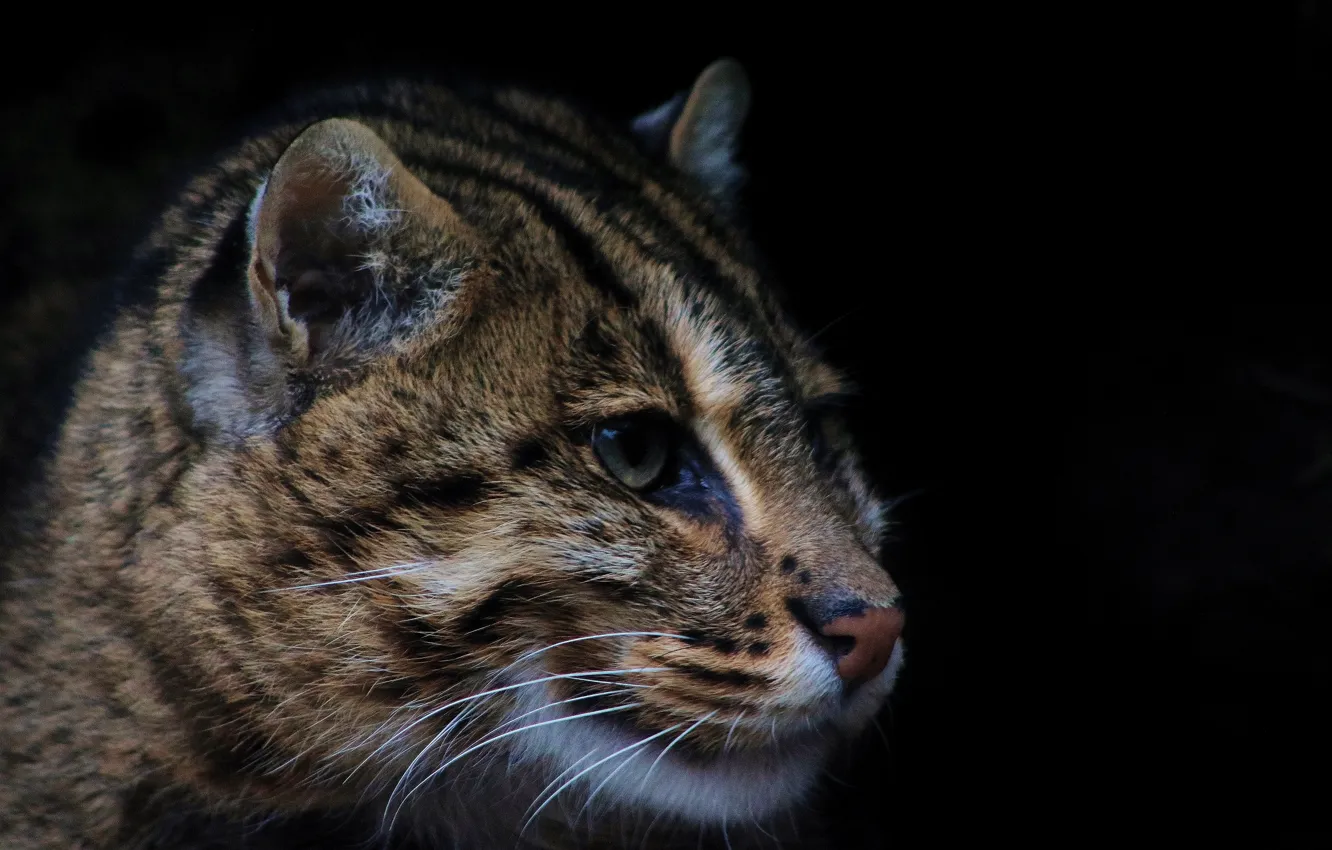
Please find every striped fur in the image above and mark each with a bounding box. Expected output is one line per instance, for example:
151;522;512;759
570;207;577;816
0;63;903;850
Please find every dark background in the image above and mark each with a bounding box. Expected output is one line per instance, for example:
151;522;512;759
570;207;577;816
1;12;1328;845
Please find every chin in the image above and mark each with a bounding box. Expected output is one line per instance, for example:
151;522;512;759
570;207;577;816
506;640;906;828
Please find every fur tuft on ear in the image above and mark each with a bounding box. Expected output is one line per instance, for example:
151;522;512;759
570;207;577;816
632;59;752;200
183;118;468;441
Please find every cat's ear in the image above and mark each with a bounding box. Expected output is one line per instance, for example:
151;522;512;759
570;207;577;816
632;58;751;200
246;117;460;367
185;118;466;440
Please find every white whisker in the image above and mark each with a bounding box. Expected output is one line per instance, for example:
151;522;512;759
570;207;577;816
521;723;683;837
563;675;656;689
578;721;685;820
723;711;746;754
348;667;669;781
510;631;688;667
526;747;604;839
636;709;718;796
871;716;892;754
387;703;639;830
263;561;434;593
492;687;636;733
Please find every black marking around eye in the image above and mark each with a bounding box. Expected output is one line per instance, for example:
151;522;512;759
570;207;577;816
642;439;743;532
780;556;798;574
748;641;771;656
798;570;812;585
744;613;768;630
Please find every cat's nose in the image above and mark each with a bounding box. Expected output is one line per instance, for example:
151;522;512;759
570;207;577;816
821;606;904;683
786;597;904;684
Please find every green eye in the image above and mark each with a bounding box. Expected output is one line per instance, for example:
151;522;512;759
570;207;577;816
593;417;672;491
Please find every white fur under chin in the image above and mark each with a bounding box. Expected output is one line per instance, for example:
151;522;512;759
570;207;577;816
505;639;906;828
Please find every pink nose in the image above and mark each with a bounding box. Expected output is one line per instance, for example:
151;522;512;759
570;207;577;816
821;606;904;684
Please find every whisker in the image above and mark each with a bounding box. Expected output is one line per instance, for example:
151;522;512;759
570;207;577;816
871;716;892;754
492;687;637;733
822;768;855;788
348;667;669;782
263;562;435;593
807;309;856;343
636;709;718;796
526;747;604;839
563;675;657;689
577;721;684;821
388;703;639;830
510;631;689;667
748;810;778;843
638;806;666;850
521;723;684;838
337;631;688;809
723;711;746;754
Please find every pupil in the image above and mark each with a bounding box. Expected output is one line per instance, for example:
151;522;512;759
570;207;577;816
618;427;649;467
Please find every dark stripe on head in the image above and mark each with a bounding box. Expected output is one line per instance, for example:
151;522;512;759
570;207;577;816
389;130;808;402
395;472;489;510
480;90;741;248
399;159;637;310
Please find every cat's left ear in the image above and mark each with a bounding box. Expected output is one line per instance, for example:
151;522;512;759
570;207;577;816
632;58;752;201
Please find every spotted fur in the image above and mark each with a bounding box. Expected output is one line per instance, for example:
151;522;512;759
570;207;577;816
0;61;904;849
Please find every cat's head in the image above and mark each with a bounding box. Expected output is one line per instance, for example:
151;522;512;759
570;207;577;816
167;60;903;838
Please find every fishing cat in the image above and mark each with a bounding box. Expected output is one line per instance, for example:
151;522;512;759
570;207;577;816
0;59;905;849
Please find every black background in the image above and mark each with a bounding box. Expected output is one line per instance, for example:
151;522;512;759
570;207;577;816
1;11;1328;845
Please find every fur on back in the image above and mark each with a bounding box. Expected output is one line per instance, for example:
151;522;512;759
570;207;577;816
0;68;904;850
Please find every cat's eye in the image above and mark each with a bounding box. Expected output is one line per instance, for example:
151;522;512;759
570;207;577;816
592;416;673;491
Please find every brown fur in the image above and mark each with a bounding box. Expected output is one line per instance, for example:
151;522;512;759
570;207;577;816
1;66;902;849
